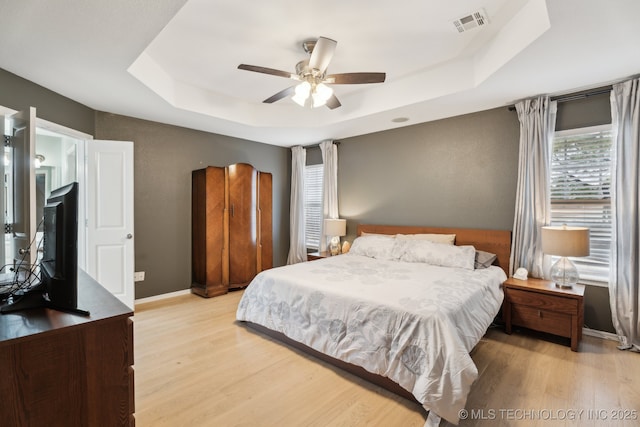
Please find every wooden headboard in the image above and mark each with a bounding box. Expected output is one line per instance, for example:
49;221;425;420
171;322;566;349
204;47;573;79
357;224;512;275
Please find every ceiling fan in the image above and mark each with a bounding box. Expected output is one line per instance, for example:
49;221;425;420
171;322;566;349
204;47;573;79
238;36;386;109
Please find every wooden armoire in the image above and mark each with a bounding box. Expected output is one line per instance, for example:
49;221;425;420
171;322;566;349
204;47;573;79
191;163;272;297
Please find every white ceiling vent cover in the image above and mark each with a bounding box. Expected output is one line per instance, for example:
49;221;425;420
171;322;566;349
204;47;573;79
453;9;489;33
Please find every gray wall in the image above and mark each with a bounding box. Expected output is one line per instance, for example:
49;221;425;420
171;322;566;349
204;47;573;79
94;113;290;299
339;107;520;239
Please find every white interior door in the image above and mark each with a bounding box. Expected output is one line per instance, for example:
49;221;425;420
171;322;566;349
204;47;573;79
7;108;37;270
86;140;134;308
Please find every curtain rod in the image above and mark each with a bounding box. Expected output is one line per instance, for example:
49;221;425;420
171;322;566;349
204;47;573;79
507;86;612;111
304;140;341;149
551;86;612;103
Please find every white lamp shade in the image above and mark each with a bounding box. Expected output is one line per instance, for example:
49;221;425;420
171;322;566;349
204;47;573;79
324;218;346;237
541;226;590;257
312;83;333;108
292;81;311;106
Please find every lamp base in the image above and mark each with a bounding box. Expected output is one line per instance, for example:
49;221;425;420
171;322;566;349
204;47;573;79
329;236;341;256
550;256;579;289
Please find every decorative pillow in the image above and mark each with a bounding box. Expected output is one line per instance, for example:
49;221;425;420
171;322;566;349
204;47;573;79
398;239;475;270
395;233;456;245
475;250;497;269
349;235;399;260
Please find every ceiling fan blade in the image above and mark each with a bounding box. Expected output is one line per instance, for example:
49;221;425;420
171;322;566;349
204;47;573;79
324;72;386;84
325;94;341;110
238;64;297;80
263;86;296;104
309;37;337;73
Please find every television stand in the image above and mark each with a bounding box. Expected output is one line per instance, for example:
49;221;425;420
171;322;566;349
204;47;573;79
0;270;134;426
0;283;90;316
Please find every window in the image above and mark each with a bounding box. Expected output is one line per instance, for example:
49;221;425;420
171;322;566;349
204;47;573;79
304;164;323;250
550;125;613;285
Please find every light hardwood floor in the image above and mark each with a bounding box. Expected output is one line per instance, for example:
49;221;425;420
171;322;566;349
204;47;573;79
134;291;640;426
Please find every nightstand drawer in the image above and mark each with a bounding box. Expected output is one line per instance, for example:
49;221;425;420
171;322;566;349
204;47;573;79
511;304;572;337
505;288;577;314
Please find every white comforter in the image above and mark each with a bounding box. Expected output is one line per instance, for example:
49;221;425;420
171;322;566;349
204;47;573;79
236;254;506;424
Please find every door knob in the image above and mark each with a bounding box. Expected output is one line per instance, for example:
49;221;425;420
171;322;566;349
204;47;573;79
19;247;30;255
126;234;133;239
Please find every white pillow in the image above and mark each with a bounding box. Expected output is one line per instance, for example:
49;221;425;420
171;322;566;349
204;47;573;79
349;235;399;260
395;233;456;245
398;239;475;270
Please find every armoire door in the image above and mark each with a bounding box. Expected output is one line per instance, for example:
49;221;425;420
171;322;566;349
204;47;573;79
227;163;258;288
191;166;227;297
258;171;273;271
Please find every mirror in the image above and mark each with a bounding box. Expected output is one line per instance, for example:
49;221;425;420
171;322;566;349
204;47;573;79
2;127;80;268
34;129;78;230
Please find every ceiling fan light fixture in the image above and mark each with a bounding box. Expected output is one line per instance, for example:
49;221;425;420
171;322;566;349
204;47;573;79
312;83;333;108
239;36;385;109
292;81;312;106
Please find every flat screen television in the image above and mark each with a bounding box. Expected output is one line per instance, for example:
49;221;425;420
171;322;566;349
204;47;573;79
1;182;89;316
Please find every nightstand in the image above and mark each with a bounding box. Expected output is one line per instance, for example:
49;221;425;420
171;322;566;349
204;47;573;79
307;251;331;261
503;277;585;351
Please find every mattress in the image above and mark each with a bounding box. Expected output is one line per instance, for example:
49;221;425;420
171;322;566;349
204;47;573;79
236;254;506;424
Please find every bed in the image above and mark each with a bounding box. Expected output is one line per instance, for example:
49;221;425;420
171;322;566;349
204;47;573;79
236;224;511;426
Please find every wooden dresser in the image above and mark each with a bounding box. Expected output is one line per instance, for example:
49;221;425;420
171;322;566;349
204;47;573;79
192;164;272;297
0;271;134;426
503;276;584;351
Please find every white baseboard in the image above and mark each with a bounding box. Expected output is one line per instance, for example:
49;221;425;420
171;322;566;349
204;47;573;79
135;289;191;306
583;327;618;341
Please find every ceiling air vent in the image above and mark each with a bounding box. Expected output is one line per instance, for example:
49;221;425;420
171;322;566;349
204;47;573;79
453;9;489;33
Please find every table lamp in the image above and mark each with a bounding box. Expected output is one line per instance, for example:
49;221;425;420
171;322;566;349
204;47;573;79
541;225;590;289
324;219;346;256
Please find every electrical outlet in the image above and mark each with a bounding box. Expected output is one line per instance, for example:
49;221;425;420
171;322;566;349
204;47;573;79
134;271;145;282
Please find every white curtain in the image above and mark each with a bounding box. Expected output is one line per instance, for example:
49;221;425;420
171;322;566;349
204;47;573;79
609;77;640;351
510;96;557;278
286;146;307;264
319;140;338;252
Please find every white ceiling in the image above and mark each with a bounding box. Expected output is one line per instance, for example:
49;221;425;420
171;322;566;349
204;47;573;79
0;0;638;147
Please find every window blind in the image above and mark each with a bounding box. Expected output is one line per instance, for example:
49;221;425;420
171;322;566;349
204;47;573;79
304;164;323;249
550;126;613;284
